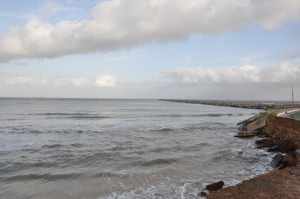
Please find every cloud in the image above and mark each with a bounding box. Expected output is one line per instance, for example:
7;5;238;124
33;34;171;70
53;77;91;87
0;0;300;62
0;74;117;88
2;76;34;85
160;62;300;100
0;73;50;86
95;75;117;88
1;64;299;100
163;62;300;84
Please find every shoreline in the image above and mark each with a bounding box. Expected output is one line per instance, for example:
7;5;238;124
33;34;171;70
205;109;300;198
160;99;300;198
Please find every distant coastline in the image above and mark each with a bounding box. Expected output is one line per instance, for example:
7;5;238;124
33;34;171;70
160;99;300;110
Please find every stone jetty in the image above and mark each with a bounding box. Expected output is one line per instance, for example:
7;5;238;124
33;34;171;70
160;99;300;110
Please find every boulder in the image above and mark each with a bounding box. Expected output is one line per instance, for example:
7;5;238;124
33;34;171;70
206;181;224;192
271;153;285;168
271;152;297;169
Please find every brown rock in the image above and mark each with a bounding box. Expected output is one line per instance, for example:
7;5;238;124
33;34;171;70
235;131;257;138
206;181;224;192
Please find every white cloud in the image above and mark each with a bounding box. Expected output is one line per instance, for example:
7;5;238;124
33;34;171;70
1;64;300;99
0;74;101;88
163;62;300;84
53;77;91;87
95;75;117;88
3;76;34;85
0;73;49;86
0;73;119;88
0;0;300;62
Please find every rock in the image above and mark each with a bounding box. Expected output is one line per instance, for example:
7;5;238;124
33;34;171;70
255;139;274;149
268;145;280;152
256;138;297;152
271;153;285;168
237;113;267;134
271;152;297;169
279;152;297;169
206;181;224;192
198;191;207;198
235;131;257;138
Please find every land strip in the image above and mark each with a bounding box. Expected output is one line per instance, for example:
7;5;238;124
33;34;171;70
160;99;300;110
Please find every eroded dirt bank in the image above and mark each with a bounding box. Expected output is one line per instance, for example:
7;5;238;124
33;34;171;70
208;157;300;199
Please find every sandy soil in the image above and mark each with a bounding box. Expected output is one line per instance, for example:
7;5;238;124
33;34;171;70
208;160;300;199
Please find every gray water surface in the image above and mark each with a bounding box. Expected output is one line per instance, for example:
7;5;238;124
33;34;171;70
0;99;272;199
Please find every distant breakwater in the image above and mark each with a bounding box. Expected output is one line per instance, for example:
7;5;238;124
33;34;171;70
160;99;300;110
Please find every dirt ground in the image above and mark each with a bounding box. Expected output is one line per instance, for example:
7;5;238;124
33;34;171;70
208;155;300;198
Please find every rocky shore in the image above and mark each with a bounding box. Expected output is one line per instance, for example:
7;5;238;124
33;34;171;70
203;109;300;198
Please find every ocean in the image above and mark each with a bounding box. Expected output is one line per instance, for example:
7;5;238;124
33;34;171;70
0;98;272;199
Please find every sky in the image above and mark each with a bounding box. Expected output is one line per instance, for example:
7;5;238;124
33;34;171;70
0;0;300;100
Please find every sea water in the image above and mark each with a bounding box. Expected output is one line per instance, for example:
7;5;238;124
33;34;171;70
0;99;272;199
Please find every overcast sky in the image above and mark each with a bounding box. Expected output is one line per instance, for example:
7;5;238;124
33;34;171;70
0;0;300;100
